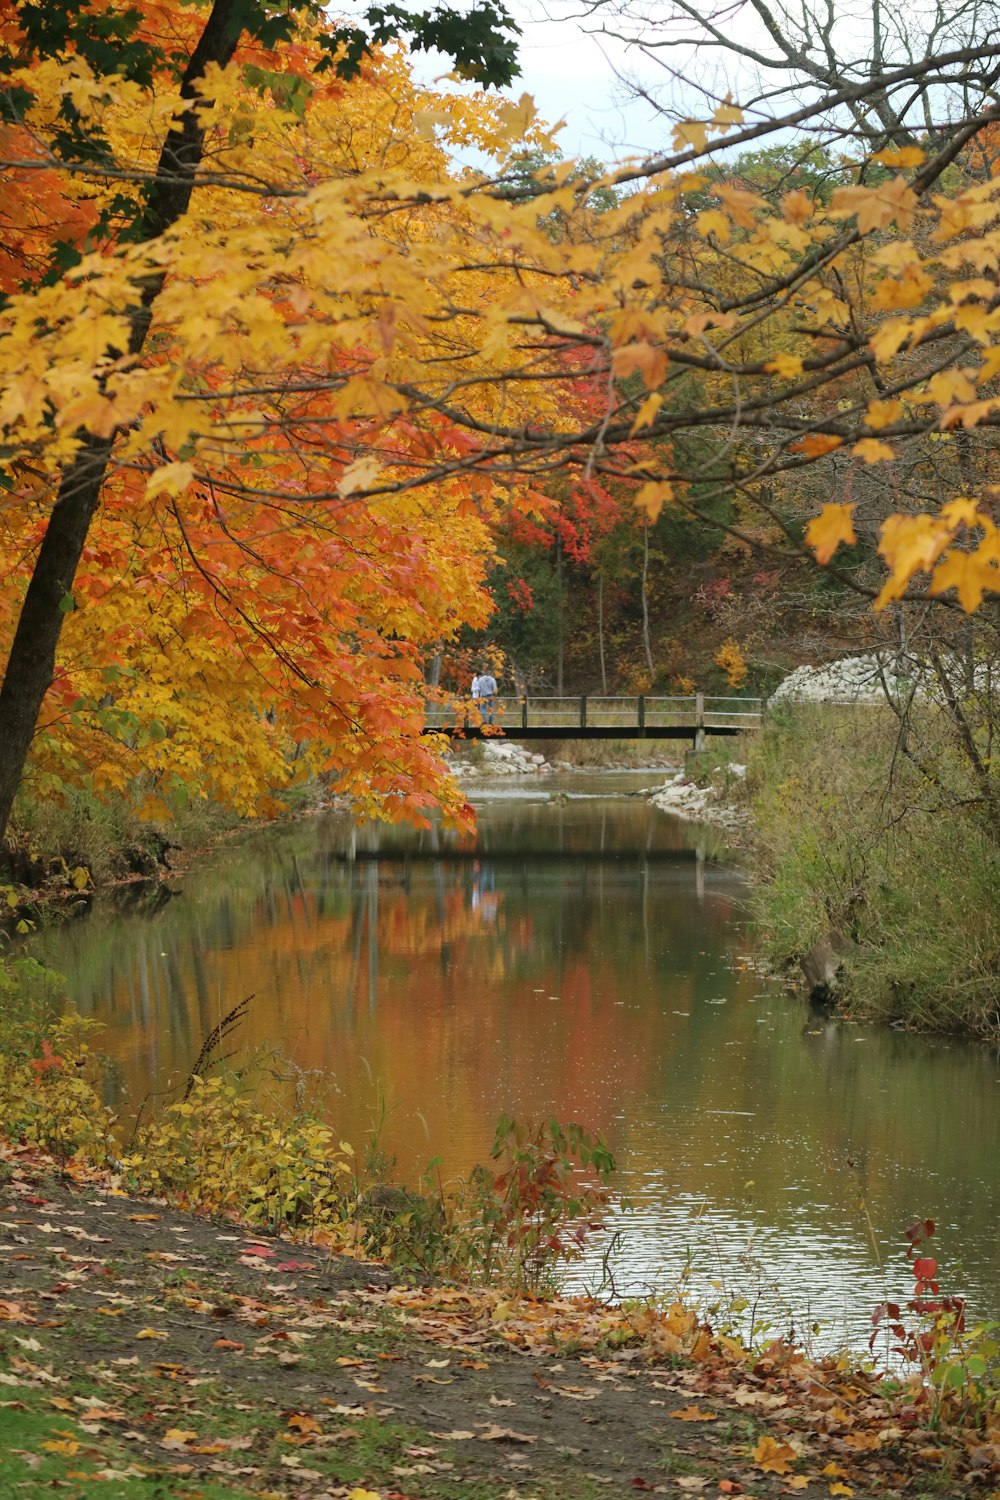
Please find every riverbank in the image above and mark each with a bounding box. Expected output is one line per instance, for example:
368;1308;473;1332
740;699;1000;1040
2;1141;996;1500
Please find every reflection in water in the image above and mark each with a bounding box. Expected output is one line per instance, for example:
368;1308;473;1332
35;784;1000;1352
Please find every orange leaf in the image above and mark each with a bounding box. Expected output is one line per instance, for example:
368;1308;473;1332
789;433;842;458
668;1406;719;1421
287;1412;321;1434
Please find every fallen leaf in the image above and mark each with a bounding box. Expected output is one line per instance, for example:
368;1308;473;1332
136;1328;168;1340
669;1406;719;1422
477;1423;537;1444
287;1413;321;1434
752;1435;797;1475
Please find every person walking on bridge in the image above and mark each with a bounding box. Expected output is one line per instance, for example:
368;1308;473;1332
476;667;498;724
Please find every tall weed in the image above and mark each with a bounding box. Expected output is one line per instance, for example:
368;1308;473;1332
746;704;1000;1036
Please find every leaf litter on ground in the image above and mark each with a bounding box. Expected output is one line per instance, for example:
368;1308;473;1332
1;1142;999;1499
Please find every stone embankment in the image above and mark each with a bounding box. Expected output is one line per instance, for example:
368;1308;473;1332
447;741;553;777
649;765;749;833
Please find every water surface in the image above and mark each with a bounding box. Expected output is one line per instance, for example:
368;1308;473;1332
36;779;1000;1352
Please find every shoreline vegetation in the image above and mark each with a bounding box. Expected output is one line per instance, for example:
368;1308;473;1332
737;703;1000;1043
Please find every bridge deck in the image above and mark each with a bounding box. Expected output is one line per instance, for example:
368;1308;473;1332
423;694;763;742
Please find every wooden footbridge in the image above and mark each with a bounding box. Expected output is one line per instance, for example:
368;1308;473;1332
423;693;764;745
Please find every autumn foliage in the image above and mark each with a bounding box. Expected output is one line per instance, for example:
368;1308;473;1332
5;0;1000;832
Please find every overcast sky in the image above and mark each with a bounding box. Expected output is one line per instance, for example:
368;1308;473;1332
401;0;677;165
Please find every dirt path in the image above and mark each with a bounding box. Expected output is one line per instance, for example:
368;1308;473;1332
0;1148;993;1500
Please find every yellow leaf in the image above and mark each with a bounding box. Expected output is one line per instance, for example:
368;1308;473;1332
496;92;539;149
673;119;709;152
781;189;813;225
696;209;731;243
865;398;903;428
634;481;674;521
931;549;1000;612
873;145;926;167
668;1406;719;1421
919;369;979;407
875;512;953;607
42;1439;80;1456
337;457;382;498
786;1479;810;1492
872;264;933;310
806;502;856;564
684;310;737;338
145;462;195;501
764;354;804;379
752;1434;796;1474
828;1486;854;1498
853;438;896;464
711;101;744;132
630;392;663;435
136;1328;168;1340
940;497;989;530
829;176;918;233
716;183;768;228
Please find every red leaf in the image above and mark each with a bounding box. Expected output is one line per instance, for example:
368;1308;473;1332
913;1257;938;1281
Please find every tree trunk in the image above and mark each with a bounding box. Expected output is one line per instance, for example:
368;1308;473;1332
598;572;607;694
0;0;246;844
641;521;654;681
555;533;564;694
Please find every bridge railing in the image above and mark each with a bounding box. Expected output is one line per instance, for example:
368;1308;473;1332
423;693;764;732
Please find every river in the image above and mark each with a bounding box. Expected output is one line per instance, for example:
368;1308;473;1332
34;773;1000;1355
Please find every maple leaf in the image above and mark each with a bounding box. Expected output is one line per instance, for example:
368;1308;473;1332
930;549;1000;612
874;145;926;167
711;100;744;132
751;1434;796;1474
830;176;918;232
853;438;895;464
611;342;668;389
805;503;856;564
30;1040;64;1075
634;481;674;522
716;183;768;228
631;392;663;435
669;1405;719;1421
696;209;731;242
146;462;196;501
781;189;813;226
673;119;709;152
865;398;903;429
336;457;382;497
764;354;804;379
477;1423;537;1443
872;264;933;310
789;433;843;457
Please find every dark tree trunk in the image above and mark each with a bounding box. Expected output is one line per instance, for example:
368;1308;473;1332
0;0;246;844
